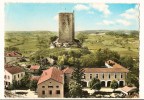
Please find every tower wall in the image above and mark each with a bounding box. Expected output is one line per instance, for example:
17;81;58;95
58;13;74;43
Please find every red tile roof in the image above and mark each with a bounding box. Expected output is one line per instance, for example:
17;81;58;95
62;67;73;74
38;67;63;85
62;60;129;73
5;64;13;68
5;51;22;57
5;66;24;74
105;60;124;68
30;76;40;81
84;68;129;73
30;65;40;70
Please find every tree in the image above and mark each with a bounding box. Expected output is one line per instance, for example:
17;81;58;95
71;59;84;84
69;80;83;98
5;46;19;52
89;78;101;91
80;54;97;67
12;80;18;89
69;59;84;97
50;35;58;42
20;73;31;89
110;80;118;92
126;71;139;89
30;80;38;91
96;48;120;66
77;33;88;45
129;31;139;38
120;56;135;70
68;57;75;66
57;55;66;69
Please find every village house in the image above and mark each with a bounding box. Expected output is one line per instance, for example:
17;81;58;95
37;67;64;98
30;75;40;81
63;60;129;88
4;51;22;64
4;65;25;88
30;65;40;73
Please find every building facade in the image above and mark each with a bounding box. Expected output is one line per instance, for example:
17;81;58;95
4;66;25;88
37;67;64;98
58;12;74;43
63;60;129;88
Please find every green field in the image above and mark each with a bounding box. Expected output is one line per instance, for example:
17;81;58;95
83;33;139;58
5;31;139;59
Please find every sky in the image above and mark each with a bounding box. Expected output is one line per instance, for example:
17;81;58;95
5;3;139;31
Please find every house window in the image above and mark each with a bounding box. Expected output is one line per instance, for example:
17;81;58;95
96;74;98;78
115;73;117;79
90;74;92;79
49;90;52;95
18;74;19;78
56;86;59;88
21;73;23;77
56;90;60;94
8;76;10;79
109;74;110;79
48;86;53;88
121;73;123;78
14;75;16;80
4;75;6;79
42;86;45;88
42;91;45;95
102;74;104;79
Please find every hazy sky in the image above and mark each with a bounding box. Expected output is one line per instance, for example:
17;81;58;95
5;3;139;31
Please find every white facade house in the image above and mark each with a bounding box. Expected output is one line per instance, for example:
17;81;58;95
4;66;25;88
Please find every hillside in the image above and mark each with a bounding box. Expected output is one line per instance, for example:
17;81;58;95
5;31;139;58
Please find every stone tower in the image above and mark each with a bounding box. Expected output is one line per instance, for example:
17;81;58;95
58;12;74;43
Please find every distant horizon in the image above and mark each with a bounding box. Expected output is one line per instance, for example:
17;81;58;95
5;29;139;32
5;3;139;31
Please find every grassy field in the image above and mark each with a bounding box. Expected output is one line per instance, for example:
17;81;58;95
5;31;139;59
83;33;139;58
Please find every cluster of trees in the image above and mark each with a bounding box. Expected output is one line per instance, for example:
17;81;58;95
30;47;139;89
89;78;119;92
5;46;19;52
106;31;139;38
76;33;88;45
